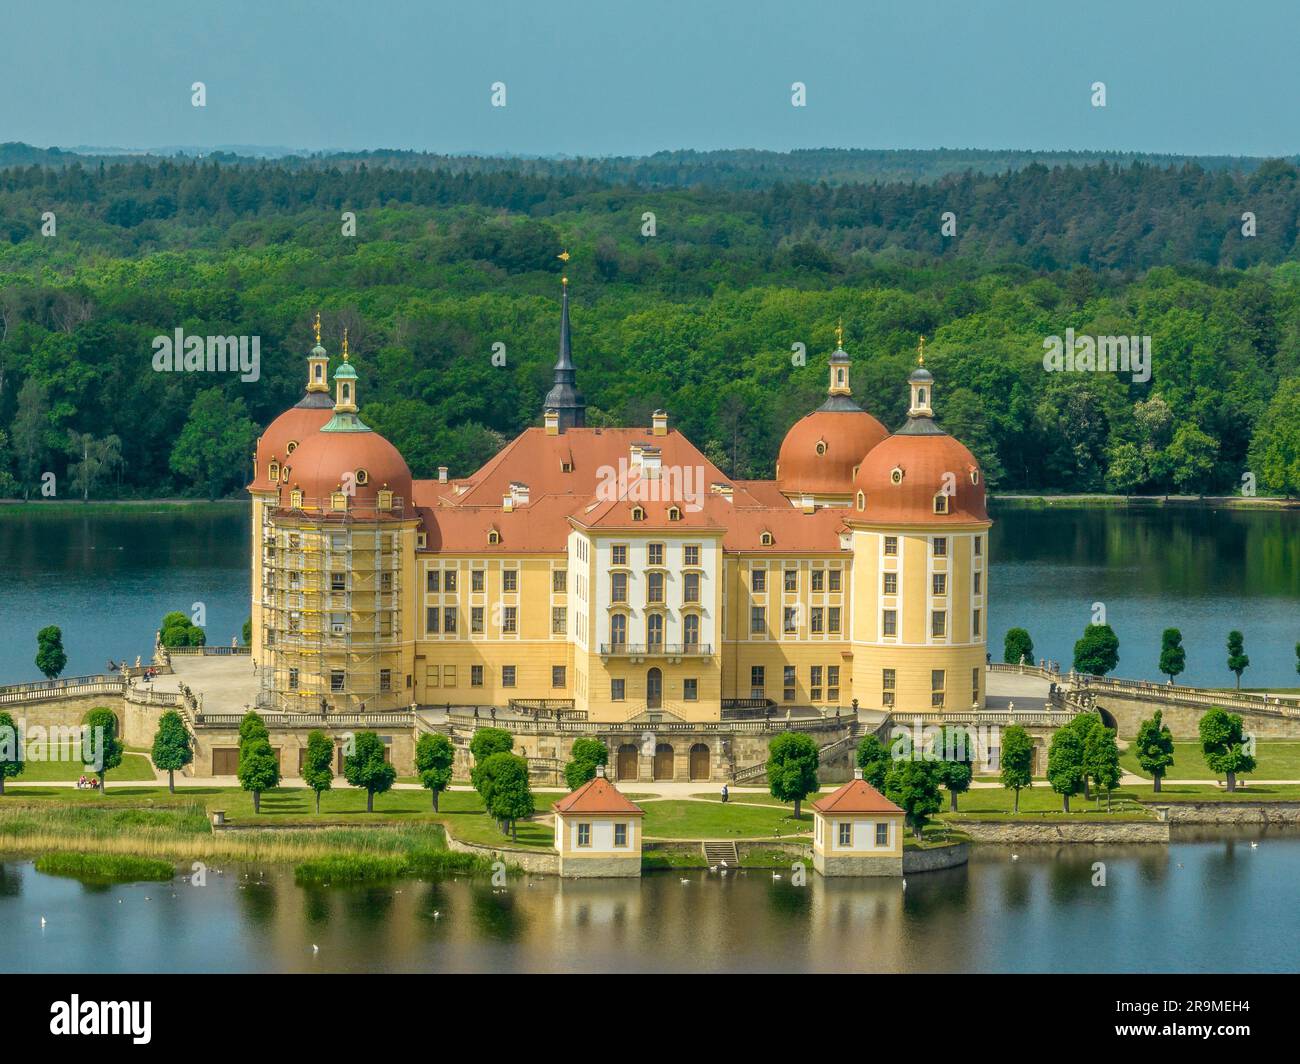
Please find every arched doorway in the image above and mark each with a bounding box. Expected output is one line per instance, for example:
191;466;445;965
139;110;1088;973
653;742;674;780
1096;705;1119;732
616;743;639;781
646;667;662;709
689;742;710;781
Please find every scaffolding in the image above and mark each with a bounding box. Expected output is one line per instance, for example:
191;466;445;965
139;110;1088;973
259;496;408;713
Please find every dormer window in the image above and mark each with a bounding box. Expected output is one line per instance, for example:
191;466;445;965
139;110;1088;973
331;491;348;512
934;493;950;514
815;440;827;456
377;489;394;510
286;440;298;454
668;506;682;521
487;529;501;545
416;531;427;548
890;467;905;485
632;506;645;522
290;489;303;508
969;467;980;486
760;531;774;546
856;491;865;510
268;461;280;482
356;468;370;486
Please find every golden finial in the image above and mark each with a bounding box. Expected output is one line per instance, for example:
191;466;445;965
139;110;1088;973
835;318;844;350
342;328;349;360
917;335;926;366
313;312;321;345
558;249;571;262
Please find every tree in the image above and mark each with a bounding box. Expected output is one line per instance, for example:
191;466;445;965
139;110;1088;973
478;751;534;841
161;610;206;648
469;727;514;799
1159;628;1185;683
1226;630;1249;689
766;731;820;819
934;725;974;811
563;737;609;791
1083;721;1122;811
1104;440;1146;494
1246;377;1300;496
238;711;269;750
343;731;397;812
238;737;280;813
0;711;24;795
11;377;50;500
1134;710;1175;793
241;617;252;646
1199;708;1256;792
1166;423;1219;496
1003;627;1035;666
302;730;335;813
83;707;123;792
1073;622;1120;676
150;710;192;793
35;625;67;680
415;732;454;811
884;758;943;839
168;387;258;499
1000;725;1034;812
855;734;891;790
1047;725;1086;812
65;431;122;502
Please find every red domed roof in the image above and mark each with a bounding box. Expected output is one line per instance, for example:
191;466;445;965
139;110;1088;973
280;427;413;509
777;408;889;496
852;430;988;525
250;400;334;492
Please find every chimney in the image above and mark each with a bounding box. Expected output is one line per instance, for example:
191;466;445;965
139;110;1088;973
641;446;661;479
853;767;864;781
629;442;644;473
502;493;514;513
651;409;668;437
596;763;606;778
438;466;448;483
544;409;559;436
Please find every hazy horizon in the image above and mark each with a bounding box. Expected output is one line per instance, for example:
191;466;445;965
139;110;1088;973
5;0;1300;158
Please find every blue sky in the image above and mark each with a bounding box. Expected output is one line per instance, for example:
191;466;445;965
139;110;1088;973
3;0;1297;157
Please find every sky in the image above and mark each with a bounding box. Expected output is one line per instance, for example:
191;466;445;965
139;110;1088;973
2;0;1298;158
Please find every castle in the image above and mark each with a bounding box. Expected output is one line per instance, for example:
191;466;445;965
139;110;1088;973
248;281;990;744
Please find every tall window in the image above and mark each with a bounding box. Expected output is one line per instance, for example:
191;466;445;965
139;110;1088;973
973;571;982;595
502;606;517;633
683;678;698;701
784;569;797;592
827;666;840;701
577;823;591;847
812;570;824;592
611;678;625;700
876;822;889;847
783;665;796;702
471;570;485;593
810;666;823;701
427;570;439;593
931;610;946;637
614;823;628;847
974;535;983;557
882;668;895;707
684;572;700;603
648;543;665;566
647;613;664;646
931;669;945;708
972;666;981;705
828;570;841;592
611;544;628;566
503;569;518;592
471;607;484;633
972;609;981;637
884;536;898;556
471;665;483;687
750;606;766;634
443;607;457;634
552;607;566;635
932;573;947;596
882;610;897;636
647;572;665;603
684;544;700;566
611;572;628;603
752;569;766;593
502;665;517;688
610;613;627;646
552;569;567;593
828;607;841;634
838;822;852;847
683;613;700;647
884;572;898;595
426;607;440;634
932;537;947;557
750;665;765;698
811;608;824;634
444;570;457;593
552;665;566;688
783;607;798;634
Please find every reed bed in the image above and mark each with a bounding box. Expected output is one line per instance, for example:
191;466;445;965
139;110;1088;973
34;852;175;883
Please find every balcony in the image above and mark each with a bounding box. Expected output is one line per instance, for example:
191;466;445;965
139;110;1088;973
598;642;713;659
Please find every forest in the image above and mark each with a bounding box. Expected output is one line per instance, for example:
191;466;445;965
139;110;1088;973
1;147;1299;500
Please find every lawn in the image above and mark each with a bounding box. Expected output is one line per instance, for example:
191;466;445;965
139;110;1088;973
944;784;1153;819
639;799;809;839
7;743;155;783
1119;740;1300;781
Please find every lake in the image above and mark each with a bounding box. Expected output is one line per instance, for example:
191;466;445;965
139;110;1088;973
0;500;1296;688
1;830;1295;973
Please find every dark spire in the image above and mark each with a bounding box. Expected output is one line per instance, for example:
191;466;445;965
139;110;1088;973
543;276;586;431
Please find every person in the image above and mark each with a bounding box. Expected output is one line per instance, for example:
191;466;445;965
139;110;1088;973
76;775;85;789
721;783;729;803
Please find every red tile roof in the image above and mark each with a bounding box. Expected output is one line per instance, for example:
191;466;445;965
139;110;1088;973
553;775;645;816
811;778;904;816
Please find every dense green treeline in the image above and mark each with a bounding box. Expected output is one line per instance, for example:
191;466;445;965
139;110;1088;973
1;153;1300;500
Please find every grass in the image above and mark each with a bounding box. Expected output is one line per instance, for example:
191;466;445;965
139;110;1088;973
293;848;490;884
8;744;155;783
34;851;175;884
943;785;1154;820
1120;741;1300;781
640;799;809;838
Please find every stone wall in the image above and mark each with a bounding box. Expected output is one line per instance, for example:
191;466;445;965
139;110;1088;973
813;851;904;877
954;819;1170;843
1087;689;1300;740
902;842;970;874
1151;801;1300;824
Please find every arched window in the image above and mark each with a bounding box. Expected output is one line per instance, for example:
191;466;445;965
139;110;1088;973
268;461;280;482
286;440;298;454
632;506;645;522
760;531;774;546
668;506;681;521
969;467;980;485
918;388;927;405
934;493;950;514
487;529;500;545
856;491;865;510
647;613;665;647
610;613;627;647
683;613;700;648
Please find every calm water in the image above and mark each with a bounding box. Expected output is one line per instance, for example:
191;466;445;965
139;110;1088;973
1;830;1296;973
0;501;1296;687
